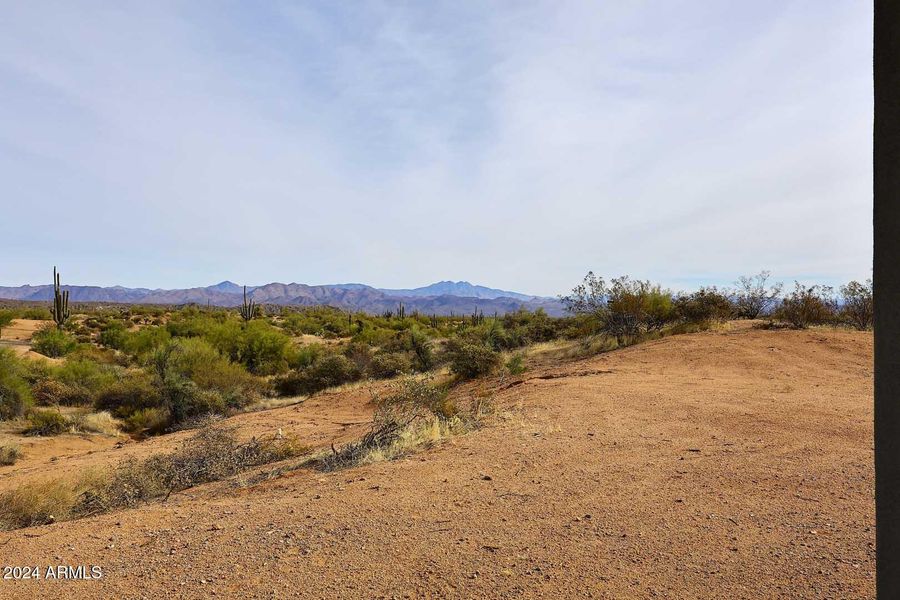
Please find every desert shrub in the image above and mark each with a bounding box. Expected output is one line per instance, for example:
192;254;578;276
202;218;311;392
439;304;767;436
23;409;72;436
32;379;91;406
506;352;527;375
157;338;262;400
733;271;783;319
158;376;227;426
19;307;52;320
561;273;677;342
0;445;22;466
674;287;734;324
205;320;292;375
368;352;411;379
446;340;500;380
840;279;873;331
123;407;170;435
343;342;374;372
407;327;434;371
0;310;13;338
94;371;163;418
98;321;128;348
123;326;171;356
776;283;837;329
523;313;559;343
0;349;32;419
235;321;291;375
45;359;120;406
31;325;77;357
274;354;360;396
288;343;325;370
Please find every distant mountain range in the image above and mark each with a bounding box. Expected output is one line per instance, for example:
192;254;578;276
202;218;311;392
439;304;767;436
0;280;564;316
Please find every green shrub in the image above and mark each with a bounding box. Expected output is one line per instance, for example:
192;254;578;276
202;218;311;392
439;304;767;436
23;409;72;436
368;352;411;379
157;338;262;400
52;359;119;400
124;407;170;435
31;326;77;357
98;321;128;349
407;327;434;371
506;353;527;375
561;273;678;342
274;354;360;396
288;343;325;370
674;287;734;324
776;283;837;329
95;372;162;418
0;349;32;419
446;341;500;380
160;376;228;426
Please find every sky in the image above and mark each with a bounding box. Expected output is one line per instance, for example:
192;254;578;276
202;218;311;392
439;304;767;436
0;1;872;296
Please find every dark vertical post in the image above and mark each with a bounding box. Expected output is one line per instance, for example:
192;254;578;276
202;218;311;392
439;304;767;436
875;1;900;596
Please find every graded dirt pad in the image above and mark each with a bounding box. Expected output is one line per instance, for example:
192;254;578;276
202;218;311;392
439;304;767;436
0;325;873;599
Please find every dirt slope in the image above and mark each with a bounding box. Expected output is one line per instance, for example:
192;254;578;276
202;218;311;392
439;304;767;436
0;325;873;599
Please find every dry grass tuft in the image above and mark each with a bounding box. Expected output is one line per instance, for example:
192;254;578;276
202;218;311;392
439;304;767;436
74;411;122;436
0;445;22;466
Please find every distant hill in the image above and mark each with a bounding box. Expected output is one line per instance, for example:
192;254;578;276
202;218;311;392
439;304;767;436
379;280;543;302
0;280;564;316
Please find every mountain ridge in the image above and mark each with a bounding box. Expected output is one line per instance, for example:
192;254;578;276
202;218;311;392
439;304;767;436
0;280;564;316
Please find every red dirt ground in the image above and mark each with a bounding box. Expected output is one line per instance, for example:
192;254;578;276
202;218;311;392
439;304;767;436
0;324;874;599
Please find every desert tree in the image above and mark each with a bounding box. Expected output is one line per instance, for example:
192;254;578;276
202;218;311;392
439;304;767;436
840;279;874;330
733;271;783;319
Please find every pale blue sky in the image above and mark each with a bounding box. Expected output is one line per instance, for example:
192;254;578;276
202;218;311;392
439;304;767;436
0;1;872;296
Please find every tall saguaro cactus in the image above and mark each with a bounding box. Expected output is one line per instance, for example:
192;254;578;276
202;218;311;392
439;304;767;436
240;285;256;321
50;266;70;330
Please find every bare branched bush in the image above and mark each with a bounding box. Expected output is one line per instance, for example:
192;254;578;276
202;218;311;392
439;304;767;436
319;378;464;471
840;279;873;331
733;271;783;319
75;425;306;519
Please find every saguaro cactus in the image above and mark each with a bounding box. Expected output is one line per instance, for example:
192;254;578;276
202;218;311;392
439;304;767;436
240;285;256;321
50;266;70;329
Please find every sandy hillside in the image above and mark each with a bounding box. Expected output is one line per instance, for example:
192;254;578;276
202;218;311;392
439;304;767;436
0;325;873;599
0;319;56;362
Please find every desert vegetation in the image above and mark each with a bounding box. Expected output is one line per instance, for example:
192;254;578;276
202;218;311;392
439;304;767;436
0;268;874;532
0;269;874;440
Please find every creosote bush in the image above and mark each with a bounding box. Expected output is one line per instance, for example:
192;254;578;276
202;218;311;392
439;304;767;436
445;340;500;380
776;283;837;329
